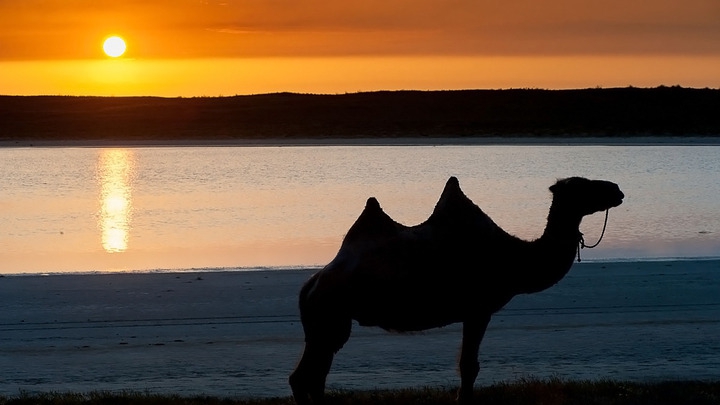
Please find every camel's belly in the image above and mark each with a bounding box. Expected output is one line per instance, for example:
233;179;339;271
357;316;460;332
349;283;512;332
351;295;468;332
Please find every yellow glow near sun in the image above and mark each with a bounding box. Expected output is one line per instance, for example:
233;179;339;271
103;36;127;58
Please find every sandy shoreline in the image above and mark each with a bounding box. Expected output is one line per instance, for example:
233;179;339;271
2;259;719;397
3;135;720;148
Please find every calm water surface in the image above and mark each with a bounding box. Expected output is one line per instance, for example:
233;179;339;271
2;144;720;274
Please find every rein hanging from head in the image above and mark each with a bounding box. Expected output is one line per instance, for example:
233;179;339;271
577;209;610;262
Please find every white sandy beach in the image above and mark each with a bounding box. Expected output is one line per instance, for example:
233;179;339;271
1;259;719;398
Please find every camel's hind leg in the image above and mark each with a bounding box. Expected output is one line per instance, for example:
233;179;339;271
289;341;337;404
290;275;352;404
289;317;351;404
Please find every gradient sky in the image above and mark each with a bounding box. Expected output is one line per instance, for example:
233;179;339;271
1;0;719;95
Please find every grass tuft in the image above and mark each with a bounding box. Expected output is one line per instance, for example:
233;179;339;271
2;380;720;405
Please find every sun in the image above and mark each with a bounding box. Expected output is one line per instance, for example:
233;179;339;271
103;36;127;58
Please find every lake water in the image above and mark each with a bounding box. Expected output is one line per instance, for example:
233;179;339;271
2;143;720;274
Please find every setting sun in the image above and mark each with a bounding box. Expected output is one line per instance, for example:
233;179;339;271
103;36;126;58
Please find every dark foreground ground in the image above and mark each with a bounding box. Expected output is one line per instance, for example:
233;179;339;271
3;262;719;398
3;380;720;405
2;87;720;143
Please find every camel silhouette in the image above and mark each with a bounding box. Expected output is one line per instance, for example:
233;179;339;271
289;176;624;404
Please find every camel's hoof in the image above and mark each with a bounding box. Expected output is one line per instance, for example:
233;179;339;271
292;392;323;405
456;389;475;404
290;374;325;405
289;376;309;405
291;394;312;405
290;387;314;405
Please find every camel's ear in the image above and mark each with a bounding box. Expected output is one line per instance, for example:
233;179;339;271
549;179;565;194
550;177;581;194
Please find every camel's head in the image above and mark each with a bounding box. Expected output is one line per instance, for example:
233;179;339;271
550;177;624;216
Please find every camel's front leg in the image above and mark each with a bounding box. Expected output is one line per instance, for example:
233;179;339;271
457;315;491;403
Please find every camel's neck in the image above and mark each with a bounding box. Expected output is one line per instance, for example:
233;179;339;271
512;202;583;295
542;202;583;245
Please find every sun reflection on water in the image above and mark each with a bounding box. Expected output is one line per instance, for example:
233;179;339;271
97;149;135;253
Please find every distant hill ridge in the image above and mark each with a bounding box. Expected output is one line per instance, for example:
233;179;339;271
1;87;719;142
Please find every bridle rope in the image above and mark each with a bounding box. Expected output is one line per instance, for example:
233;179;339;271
577;209;610;262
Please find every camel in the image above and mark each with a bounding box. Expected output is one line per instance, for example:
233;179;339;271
289;176;624;404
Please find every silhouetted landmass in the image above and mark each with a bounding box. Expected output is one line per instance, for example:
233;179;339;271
1;86;719;143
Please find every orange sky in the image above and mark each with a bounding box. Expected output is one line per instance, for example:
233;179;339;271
1;0;719;95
